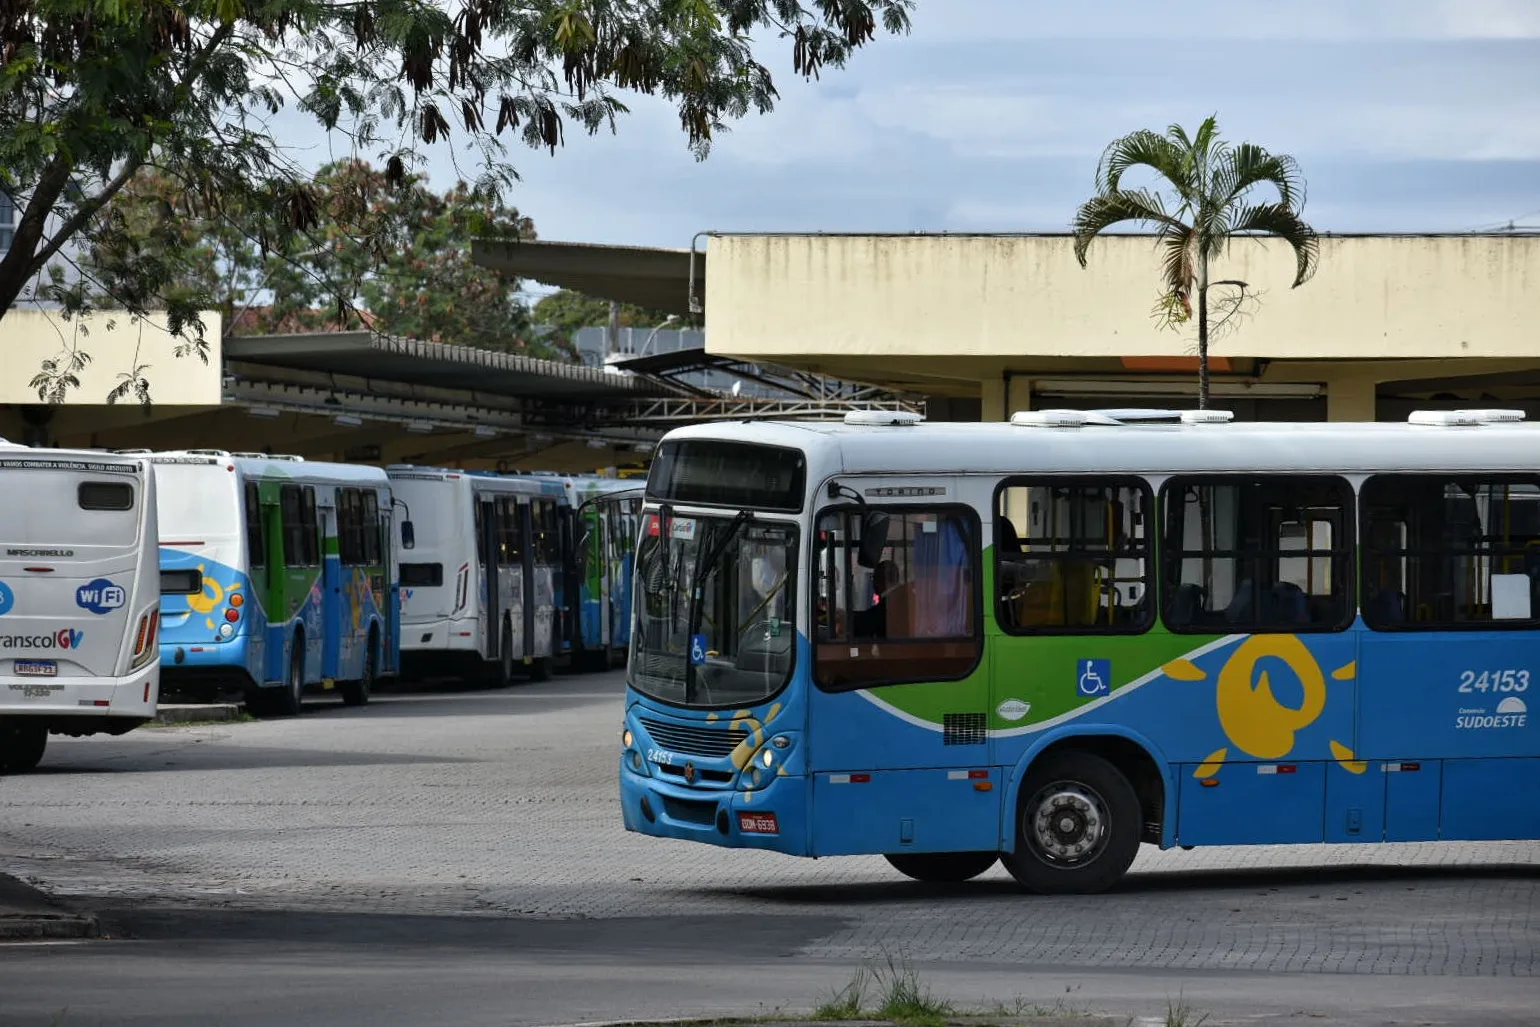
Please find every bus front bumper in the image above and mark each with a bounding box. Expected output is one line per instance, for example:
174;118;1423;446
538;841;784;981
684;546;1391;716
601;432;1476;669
619;760;809;855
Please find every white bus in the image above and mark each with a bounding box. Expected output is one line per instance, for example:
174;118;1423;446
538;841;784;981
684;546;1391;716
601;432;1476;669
388;467;564;685
0;442;160;773
151;451;399;715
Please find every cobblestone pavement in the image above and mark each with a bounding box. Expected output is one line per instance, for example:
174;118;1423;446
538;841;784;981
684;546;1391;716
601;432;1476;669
1;672;1537;985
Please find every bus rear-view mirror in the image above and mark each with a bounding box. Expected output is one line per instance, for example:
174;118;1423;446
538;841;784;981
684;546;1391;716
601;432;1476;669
401;520;416;550
857;511;890;568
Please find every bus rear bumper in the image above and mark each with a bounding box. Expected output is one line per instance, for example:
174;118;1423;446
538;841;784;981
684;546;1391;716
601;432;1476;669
619;762;810;855
401;617;482;654
0;659;159;731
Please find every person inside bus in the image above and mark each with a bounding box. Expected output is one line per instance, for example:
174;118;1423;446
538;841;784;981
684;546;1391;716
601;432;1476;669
852;559;902;639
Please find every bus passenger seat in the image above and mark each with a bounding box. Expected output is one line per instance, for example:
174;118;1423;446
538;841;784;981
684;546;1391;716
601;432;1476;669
1364;588;1406;625
1225;581;1255;624
1268;582;1309;623
1169;583;1206;628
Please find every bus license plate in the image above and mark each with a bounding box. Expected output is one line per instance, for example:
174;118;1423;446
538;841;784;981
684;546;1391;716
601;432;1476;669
14;661;57;677
737;811;779;835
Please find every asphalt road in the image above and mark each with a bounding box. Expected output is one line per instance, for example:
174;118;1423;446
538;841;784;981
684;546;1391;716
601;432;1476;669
1;671;1537;1027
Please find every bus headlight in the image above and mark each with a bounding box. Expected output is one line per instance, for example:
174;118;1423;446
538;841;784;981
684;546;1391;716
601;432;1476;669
761;748;775;768
622;728;633;748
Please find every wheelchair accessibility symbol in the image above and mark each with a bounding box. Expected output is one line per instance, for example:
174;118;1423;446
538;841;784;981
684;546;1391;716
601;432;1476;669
689;634;707;666
1077;658;1110;697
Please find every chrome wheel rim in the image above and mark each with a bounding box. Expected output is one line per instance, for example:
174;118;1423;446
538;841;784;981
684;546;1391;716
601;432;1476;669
1026;781;1109;867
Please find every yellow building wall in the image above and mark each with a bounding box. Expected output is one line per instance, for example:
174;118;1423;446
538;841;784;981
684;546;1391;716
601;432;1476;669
705;234;1540;361
0;309;224;405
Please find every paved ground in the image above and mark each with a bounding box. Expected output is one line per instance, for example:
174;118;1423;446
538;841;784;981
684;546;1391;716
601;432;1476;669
1;671;1537;1026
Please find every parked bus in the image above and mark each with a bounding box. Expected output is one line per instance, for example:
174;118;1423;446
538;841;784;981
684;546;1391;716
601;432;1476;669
388;467;565;684
620;408;1540;893
562;475;643;669
151;451;399;715
0;442;160;773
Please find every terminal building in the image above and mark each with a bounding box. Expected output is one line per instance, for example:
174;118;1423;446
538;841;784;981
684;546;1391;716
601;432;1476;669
476;231;1540;425
2;231;1535;466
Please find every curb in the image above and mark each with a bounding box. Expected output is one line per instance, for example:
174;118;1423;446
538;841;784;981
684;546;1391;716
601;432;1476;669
0;912;101;941
152;703;244;725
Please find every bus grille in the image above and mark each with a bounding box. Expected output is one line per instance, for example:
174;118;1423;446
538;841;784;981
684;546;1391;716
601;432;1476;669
640;718;746;757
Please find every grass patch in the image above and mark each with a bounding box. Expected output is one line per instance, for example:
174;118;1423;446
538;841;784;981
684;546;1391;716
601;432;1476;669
814;955;953;1027
1163;991;1209;1027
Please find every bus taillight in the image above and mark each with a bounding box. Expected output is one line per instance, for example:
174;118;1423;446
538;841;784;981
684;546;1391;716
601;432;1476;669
131;610;160;668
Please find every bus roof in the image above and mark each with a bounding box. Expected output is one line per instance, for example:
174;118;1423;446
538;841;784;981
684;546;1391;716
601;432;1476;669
385;465;560;496
151;450;389;486
0;446;148;472
657;412;1540;478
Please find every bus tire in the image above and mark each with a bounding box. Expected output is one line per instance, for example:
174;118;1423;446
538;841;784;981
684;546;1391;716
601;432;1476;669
884;851;998;883
1001;751;1141;895
277;635;305;717
0;721;47;774
342;628;377;707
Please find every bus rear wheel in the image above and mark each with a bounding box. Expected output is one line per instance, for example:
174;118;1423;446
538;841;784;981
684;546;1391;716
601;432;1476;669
342;629;377;707
0;721;47;774
277;638;305;717
885;851;998;883
1001;751;1141;895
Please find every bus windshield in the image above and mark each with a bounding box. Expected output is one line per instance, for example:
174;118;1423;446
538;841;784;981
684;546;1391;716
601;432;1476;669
631;511;796;708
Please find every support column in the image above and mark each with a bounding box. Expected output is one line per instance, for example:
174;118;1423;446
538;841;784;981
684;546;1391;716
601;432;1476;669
1326;375;1378;422
981;378;1007;422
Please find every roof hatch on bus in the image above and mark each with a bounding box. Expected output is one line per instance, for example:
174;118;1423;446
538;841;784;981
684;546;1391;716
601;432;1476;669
1408;409;1527;426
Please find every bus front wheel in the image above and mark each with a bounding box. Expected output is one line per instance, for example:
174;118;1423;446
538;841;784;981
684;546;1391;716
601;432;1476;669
1001;751;1140;895
0;721;47;773
885;851;998;883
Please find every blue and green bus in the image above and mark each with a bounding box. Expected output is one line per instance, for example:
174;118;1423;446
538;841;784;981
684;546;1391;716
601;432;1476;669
620;408;1540;893
152;451;399;715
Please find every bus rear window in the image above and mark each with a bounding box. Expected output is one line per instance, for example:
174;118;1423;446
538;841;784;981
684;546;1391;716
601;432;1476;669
400;563;443;587
161;569;203;594
79;481;135;510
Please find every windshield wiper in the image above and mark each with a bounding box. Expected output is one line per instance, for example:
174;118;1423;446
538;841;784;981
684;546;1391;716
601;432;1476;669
683;510;751;703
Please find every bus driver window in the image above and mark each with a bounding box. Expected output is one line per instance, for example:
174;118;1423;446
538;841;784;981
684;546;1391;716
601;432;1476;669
814;506;980;690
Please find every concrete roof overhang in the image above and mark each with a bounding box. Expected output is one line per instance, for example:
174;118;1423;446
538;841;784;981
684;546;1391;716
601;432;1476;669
471;239;702;318
226;331;673;401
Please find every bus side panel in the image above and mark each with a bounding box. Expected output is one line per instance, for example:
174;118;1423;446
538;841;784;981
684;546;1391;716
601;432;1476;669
1440;758;1540;840
1358;628;1539;841
809;767;1002;856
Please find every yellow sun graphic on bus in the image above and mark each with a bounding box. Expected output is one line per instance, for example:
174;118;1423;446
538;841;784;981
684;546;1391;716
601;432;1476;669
185;564;244;629
1162;635;1363;779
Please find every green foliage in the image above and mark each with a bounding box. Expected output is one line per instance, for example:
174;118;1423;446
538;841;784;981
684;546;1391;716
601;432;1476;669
0;0;916;398
1071;114;1319;408
532;288;678;351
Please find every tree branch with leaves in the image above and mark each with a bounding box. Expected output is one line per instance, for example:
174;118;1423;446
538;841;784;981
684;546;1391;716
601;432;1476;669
0;0;916;398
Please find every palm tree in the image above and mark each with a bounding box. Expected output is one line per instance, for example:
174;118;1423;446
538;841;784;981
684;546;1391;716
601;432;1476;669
1072;115;1320;409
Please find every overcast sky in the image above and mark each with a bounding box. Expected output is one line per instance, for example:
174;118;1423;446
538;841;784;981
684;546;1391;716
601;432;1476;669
326;0;1540;252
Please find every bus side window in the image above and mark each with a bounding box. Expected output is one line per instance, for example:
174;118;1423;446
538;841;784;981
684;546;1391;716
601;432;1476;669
361;491;381;565
280;485;305;568
813;505;980;691
497;497;522;566
244;482;265;569
1362;474;1540;630
1161;475;1353;634
301;486;319;566
995;477;1152;635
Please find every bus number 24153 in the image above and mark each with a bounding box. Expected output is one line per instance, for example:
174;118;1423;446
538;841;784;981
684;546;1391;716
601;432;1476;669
1458;669;1531;694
